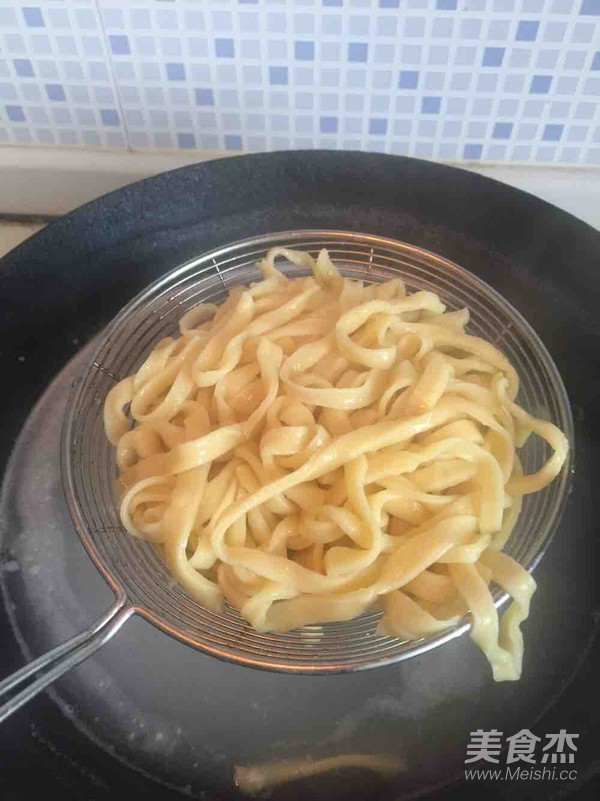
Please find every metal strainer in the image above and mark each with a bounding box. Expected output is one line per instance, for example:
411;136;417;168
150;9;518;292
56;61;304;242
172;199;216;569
0;230;572;722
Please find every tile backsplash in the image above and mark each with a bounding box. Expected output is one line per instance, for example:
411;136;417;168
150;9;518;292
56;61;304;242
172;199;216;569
1;0;600;164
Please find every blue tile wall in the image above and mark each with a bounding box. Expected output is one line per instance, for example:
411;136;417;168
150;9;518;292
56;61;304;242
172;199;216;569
0;0;599;163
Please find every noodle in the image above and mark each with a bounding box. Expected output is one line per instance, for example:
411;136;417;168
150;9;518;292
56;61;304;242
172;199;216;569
104;247;569;681
234;753;404;793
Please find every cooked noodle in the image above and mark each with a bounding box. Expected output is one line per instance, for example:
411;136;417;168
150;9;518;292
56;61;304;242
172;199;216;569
104;247;569;681
234;753;403;793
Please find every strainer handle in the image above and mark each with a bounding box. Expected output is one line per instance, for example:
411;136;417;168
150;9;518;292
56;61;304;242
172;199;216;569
0;599;133;723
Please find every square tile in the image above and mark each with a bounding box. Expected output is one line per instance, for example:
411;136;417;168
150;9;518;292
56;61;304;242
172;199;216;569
348;42;368;62
482;47;505;67
422;96;441;114
269;66;288;85
542;123;564;141
295;41;314;61
398;70;419;89
369;117;387;135
530;75;553;93
463;143;483;159
516;21;539;42
492;121;513;139
320;115;338;133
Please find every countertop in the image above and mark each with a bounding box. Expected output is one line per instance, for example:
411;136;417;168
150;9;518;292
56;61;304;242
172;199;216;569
0;147;598;259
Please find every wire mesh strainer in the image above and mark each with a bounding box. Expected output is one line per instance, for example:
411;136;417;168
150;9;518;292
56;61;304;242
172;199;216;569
0;230;573;721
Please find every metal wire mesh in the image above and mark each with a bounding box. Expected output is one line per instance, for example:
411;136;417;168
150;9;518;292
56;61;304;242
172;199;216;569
61;230;573;673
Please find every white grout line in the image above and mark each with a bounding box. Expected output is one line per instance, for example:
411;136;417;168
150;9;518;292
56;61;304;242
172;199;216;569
93;0;133;153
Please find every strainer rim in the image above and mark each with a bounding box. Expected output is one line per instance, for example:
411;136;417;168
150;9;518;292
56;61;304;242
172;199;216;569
61;229;574;674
